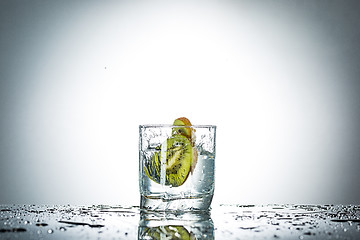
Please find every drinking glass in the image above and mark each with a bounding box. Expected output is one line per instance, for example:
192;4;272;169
139;124;216;211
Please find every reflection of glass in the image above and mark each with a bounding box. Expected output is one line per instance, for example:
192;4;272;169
139;125;216;211
138;210;214;239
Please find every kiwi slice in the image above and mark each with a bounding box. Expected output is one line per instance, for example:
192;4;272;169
142;225;191;240
172;117;197;145
145;134;193;187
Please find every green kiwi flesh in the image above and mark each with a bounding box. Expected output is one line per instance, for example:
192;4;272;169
145;134;193;187
142;225;191;240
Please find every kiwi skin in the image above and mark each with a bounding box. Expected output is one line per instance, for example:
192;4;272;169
145;134;193;187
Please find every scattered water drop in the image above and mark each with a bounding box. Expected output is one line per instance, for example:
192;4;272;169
0;228;26;232
36;223;48;227
47;229;54;234
59;226;67;231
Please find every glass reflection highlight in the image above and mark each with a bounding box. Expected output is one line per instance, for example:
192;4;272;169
138;210;214;239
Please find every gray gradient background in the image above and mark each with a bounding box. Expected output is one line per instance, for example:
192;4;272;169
0;0;360;205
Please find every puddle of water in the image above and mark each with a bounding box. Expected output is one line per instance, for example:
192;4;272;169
0;204;359;239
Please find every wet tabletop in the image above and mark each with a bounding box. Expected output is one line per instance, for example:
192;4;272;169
1;204;360;239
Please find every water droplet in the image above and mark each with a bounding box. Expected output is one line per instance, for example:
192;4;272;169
47;229;54;234
59;226;67;231
36;223;48;227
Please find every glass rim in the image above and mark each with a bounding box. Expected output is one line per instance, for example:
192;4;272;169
139;124;216;128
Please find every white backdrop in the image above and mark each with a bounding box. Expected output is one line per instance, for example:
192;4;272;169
1;0;359;205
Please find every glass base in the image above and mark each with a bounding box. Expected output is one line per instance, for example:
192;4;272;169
140;194;213;212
